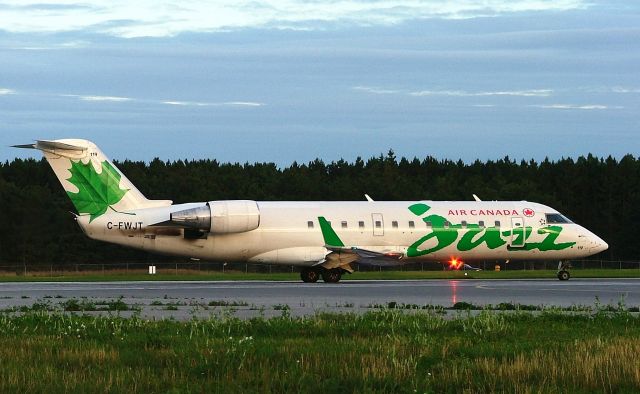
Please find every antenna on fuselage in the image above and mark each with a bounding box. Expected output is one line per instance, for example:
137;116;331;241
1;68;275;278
472;194;482;202
364;194;374;202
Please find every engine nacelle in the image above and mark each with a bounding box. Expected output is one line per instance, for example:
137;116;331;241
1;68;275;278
169;200;260;234
209;200;260;234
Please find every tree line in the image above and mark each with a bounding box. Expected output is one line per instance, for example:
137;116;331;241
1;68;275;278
0;151;637;264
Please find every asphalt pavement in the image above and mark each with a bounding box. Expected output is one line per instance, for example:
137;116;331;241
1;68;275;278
0;279;637;319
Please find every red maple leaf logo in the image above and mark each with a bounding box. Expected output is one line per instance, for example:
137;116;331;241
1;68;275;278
523;208;535;217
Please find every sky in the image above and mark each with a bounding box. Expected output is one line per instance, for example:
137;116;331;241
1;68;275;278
0;0;638;165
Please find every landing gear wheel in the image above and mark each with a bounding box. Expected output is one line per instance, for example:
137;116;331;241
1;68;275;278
321;268;342;283
557;261;572;281
300;268;320;283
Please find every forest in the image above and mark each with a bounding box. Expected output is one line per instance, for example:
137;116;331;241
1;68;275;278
0;151;637;265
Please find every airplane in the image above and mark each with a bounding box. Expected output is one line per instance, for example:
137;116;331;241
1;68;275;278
15;139;608;283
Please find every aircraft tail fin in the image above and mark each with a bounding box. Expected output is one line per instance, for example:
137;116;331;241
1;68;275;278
15;139;172;221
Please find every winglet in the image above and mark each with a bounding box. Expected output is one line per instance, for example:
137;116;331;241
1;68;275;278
318;216;345;247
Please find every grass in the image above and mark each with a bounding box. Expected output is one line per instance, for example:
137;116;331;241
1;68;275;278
0;268;639;282
2;297;141;313
0;309;638;392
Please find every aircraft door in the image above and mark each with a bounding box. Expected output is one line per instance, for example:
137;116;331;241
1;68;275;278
510;217;525;247
372;213;384;236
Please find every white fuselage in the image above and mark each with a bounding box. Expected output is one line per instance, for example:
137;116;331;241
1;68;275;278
78;200;608;265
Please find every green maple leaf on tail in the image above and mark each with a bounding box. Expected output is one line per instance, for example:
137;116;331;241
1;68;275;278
66;160;128;222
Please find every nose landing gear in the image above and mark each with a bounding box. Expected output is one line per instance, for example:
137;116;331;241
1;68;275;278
557;261;571;281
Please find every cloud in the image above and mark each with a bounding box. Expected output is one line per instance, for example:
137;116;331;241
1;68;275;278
410;89;553;97
354;86;554;97
44;93;263;107
533;104;612;110
0;88;15;95
14;46;52;50
56;94;264;106
353;85;623;111
163;100;264;107
163;100;203;106
611;86;640;93
77;95;133;102
0;3;96;11
0;0;589;38
353;86;402;95
224;101;264;107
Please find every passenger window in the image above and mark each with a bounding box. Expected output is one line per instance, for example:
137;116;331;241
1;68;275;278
358;221;365;229
375;221;382;228
479;220;485;228
307;221;314;229
341;221;348;229
444;221;450;229
425;221;432;228
494;220;500;228
408;221;415;229
392;221;398;228
461;220;467;228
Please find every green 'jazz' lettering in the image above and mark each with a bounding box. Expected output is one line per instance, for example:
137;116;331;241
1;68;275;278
407;203;460;256
457;224;509;251
406;203;574;257
507;226;575;251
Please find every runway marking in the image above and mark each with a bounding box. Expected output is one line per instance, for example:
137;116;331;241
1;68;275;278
475;284;639;294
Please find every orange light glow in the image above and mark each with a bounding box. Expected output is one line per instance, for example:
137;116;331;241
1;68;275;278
449;258;464;270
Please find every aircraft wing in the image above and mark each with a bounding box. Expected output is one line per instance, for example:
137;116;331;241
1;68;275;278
325;245;403;265
317;216;404;270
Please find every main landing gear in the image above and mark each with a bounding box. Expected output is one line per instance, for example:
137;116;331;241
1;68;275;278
557;261;571;281
300;267;321;283
300;267;343;283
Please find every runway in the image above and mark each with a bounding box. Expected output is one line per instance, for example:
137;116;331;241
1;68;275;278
0;279;638;319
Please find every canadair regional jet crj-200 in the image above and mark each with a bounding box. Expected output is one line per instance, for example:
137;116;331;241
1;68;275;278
16;139;608;282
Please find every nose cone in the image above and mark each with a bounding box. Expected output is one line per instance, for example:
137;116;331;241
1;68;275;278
578;226;608;255
584;229;608;254
592;236;608;254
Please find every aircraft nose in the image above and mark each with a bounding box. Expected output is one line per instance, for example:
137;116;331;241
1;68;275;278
591;235;608;253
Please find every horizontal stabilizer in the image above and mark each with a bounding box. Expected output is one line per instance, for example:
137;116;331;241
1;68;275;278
14;140;87;159
12;143;36;149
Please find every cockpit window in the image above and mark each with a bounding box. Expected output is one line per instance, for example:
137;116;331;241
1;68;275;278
545;213;572;224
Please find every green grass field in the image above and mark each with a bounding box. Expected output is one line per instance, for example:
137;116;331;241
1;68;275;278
0;268;639;282
0;309;638;393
